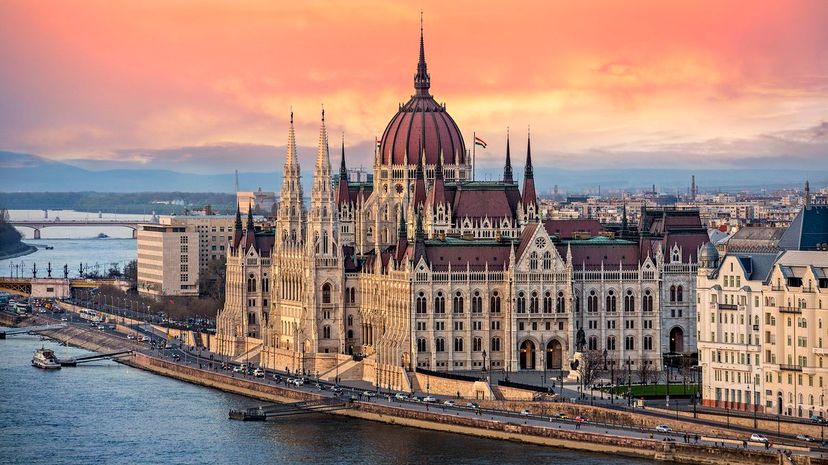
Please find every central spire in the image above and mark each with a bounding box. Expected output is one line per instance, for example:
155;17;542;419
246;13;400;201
414;12;430;97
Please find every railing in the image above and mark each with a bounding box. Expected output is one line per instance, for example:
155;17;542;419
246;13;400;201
778;306;802;314
779;364;802;372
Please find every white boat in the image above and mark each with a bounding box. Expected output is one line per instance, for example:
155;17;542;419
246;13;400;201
32;347;61;369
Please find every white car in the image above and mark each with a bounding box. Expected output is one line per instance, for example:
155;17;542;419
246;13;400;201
655;425;672;433
750;433;769;443
395;393;409;401
520;409;530;416
127;334;136;340
253;368;265;378
423;395;437;403
442;400;455;407
232;366;244;373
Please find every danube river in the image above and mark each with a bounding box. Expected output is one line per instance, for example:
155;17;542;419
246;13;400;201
0;335;657;464
2;210;147;278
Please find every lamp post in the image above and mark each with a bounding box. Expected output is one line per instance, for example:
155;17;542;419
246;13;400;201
482;350;488;375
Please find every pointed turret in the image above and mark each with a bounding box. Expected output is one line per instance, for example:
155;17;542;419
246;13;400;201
246;202;254;231
232;203;243;249
522;129;537;207
411;135;427;210
307;106;338;258
428;150;446;211
414;13;430;97
244;202;256;250
503;128;513;184
337;134;350;206
415;209;425;241
805;180;811;207
399;208;408;242
277;109;305;247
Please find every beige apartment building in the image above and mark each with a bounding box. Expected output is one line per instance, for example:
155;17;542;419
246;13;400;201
137;215;235;297
698;203;828;419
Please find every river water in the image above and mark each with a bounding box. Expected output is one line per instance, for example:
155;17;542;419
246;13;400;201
0;335;656;464
2;210;147;278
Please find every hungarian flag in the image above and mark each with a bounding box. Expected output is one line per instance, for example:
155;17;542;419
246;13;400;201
474;136;487;149
375;138;381;149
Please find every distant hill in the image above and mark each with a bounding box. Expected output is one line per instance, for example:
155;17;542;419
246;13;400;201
1;151;825;193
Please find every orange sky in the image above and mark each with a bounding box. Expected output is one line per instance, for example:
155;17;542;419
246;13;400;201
1;0;827;172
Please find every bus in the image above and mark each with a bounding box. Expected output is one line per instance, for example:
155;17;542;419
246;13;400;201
79;308;104;323
13;301;31;314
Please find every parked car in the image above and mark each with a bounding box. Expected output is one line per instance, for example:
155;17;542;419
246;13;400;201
331;386;343;394
232;366;244;373
465;402;480;409
126;334;135;340
253;368;265;378
811;415;827;424
520;409;530;416
575;416;588;423
797;434;816;442
395;393;409;401
750;433;769;443
553;413;568;419
423;395;437;403
443;400;455;407
363;391;377;398
655;425;673;433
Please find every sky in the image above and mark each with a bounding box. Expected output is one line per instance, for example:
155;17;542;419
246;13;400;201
1;0;827;174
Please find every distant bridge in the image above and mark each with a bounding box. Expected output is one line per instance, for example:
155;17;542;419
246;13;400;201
8;219;145;239
0;323;66;339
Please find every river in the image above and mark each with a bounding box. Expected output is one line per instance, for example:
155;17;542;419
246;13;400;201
2;210;146;278
0;335;657;464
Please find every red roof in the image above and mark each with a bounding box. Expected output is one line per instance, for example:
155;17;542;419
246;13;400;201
543;219;606;240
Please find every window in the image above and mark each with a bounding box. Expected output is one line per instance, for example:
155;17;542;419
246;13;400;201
517;292;526;313
322;325;331;339
322;283;331;304
624;290;635;312
180;274;188;283
625;336;635;350
180;264;188;273
643;290;653;312
472;291;483;313
556;291;565;313
454;337;464;352
607;336;616;350
530;291;539;313
491;337;501;352
490;291;501;313
416;292;427;314
435;338;445;352
670;285;676;302
247;275;256;292
588;336;598;350
473;337;482;352
543;251;552;270
529;252;538;270
588;290;598;312
453;291;464;314
677;285;683;302
643;336;653;350
347;315;353;327
417;338;427;352
606;290;617;312
434;292;445;314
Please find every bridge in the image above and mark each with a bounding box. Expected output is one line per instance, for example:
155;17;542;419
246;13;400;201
8;219;147;239
229;398;350;421
0;277;126;298
59;350;133;366
0;323;67;339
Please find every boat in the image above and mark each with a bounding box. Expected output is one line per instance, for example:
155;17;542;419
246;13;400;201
96;233;109;239
32;347;61;369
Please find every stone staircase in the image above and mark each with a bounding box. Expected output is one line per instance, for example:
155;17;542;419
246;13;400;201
232;341;263;365
319;357;362;382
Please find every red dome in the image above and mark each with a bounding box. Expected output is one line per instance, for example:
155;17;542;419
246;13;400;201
378;27;466;167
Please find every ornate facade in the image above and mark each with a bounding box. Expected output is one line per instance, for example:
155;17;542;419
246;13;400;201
216;28;707;389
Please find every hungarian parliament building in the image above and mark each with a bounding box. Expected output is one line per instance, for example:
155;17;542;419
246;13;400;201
215;28;709;391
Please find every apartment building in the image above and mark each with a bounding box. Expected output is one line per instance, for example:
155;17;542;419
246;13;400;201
136;223;199;296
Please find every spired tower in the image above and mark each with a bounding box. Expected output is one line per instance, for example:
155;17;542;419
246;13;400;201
306;109;344;354
277;111;305;248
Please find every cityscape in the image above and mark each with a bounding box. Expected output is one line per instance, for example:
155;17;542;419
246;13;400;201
2;2;828;465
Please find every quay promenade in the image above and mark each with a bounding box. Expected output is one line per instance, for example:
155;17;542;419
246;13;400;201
6;310;828;465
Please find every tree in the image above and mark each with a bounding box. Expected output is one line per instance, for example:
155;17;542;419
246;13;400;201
198;256;226;304
123;260;137;289
638;360;655;385
577;350;604;386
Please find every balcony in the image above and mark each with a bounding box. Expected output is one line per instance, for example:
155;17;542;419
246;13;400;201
718;303;738;311
778;306;802;314
779;364;803;372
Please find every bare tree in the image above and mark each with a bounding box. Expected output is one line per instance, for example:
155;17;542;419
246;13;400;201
577;350;604;386
637;360;655;385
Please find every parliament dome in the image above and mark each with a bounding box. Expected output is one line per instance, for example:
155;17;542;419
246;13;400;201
378;28;466;167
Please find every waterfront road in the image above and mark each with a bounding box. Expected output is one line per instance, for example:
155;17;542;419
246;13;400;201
21;308;825;459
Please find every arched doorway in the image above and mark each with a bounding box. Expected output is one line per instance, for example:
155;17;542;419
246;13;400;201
546;340;562;369
777;393;783;415
519;340;536;370
669;327;684;353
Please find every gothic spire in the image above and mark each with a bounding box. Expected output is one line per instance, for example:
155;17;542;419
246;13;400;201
246;202;254;231
504;127;513;184
285;108;298;170
414;12;430;97
524;127;534;179
339;133;347;178
415;209;425;241
234;203;242;231
522;127;537;207
399;208;408;241
337;134;350;206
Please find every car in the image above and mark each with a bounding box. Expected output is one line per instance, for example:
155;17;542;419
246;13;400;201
395;393;409;401
811;415;827;424
137;335;149;342
363;391;377;398
553;413;569;419
331;386;343;394
127;334;135;340
293;379;304;387
232;366;244;373
750;433;769;443
315;383;327;391
797;434;816;442
443;400;455;407
465;402;480;409
60;317;68;322
253;368;265;378
412;396;424;403
575;416;588;423
520;409;530;416
423;395;437;403
655;425;673;433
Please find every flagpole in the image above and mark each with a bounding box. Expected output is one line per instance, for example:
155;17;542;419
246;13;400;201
472;131;476;181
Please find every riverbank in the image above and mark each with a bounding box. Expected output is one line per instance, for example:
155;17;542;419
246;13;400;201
0;242;37;260
12;314;824;465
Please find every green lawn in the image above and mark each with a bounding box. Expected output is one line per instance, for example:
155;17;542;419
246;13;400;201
603;383;699;397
